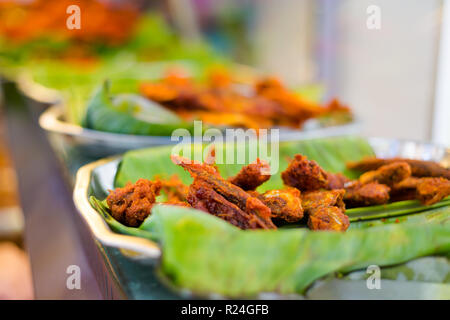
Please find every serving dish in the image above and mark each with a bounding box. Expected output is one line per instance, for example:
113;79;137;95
74;136;450;259
72;136;450;299
41;103;362;158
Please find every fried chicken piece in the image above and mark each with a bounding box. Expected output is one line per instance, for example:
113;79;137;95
187;180;273;229
106;179;162;227
172;155;276;229
344;182;391;208
347;157;450;179
326;172;351;190
307;207;349;232
416;177;450;205
359;162;411;187
159;175;189;203
258;188;304;222
282;155;328;191
228;158;271;191
301;189;346;213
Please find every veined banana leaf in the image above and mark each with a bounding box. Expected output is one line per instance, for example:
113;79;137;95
139;205;450;297
115;135;374;189
83;81;195;136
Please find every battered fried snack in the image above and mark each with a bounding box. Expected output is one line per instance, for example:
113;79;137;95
258;188;304;222
307;207;350;232
390;177;421;202
301;189;346;212
281;155;328;191
344;182;391;208
228;158;271;191
172;155;276;229
326;172;351;190
158;175;189;203
106;179;162;227
347;157;450;179
187;180;273;229
359;162;411;187
416;177;450;205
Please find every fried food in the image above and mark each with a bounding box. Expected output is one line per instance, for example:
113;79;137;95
106;179;162;227
258;188;304;222
359;162;411;187
307;207;349;232
281;155;328;191
344;182;391;208
326;172;351;190
228;158;271;191
0;0;138;46
347;157;450;179
301;189;346;212
140;72;352;129
416;177;450;205
172;155;276;229
187;180;273;229
159;175;189;203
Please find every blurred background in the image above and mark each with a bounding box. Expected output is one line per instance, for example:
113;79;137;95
0;0;449;299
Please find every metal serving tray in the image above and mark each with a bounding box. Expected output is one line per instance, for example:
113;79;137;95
73;137;450;299
74;137;450;259
40;103;362;158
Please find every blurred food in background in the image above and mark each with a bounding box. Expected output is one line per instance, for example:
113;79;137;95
138;68;351;130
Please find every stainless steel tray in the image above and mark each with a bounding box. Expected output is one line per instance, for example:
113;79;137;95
74;137;450;258
73;137;450;299
41;103;362;158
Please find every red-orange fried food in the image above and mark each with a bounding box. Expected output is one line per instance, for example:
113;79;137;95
347;157;450;179
106;179;162;227
172;155;276;229
359;162;411;187
187;180;273;229
158;175;189;203
281;155;328;191
344;182;390;208
416;177;450;205
390;177;421;202
326;172;351;190
307;207;349;232
258;188;304;222
301;189;346;212
228;158;271;191
0;0;138;46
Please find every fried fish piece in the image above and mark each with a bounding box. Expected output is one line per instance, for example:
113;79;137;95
301;189;346;212
187;180;273;229
416;177;450;205
106;179;162;227
172;155;276;229
359;162;411;187
158;175;189;203
326;172;351;190
344;182;391;208
281;155;328;191
347;157;450;179
258;188;304;222
391;176;450;205
228;158;271;191
307;206;349;232
390;177;421;202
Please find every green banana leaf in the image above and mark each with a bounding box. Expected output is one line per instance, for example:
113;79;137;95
89;136;450;297
115;135;374;189
83;81;195;136
145;205;450;297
